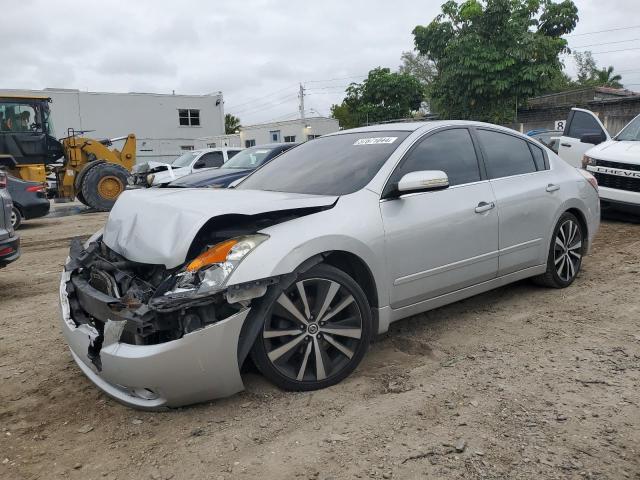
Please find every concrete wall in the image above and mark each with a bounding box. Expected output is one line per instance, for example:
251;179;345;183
516;96;640;136
0;88;225;162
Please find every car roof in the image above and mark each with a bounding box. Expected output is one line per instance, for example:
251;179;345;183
192;147;242;154
325;120;525;136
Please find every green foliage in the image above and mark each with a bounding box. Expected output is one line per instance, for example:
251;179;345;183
225;113;241;134
574;51;623;88
413;0;579;122
331;68;424;129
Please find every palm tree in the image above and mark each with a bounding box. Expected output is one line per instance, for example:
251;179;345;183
595;66;623;88
225;114;241;134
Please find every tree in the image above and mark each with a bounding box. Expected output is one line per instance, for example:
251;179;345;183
413;0;579;122
398;51;435;86
225;113;241;134
331;67;424;128
595;66;623;88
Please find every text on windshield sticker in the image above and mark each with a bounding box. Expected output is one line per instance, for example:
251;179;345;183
353;137;398;146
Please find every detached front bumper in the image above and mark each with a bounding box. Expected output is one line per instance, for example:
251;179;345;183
59;270;249;409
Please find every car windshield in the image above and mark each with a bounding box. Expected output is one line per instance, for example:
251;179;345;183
223;147;273;169
616;115;640;141
172;152;197;167
238;131;411;195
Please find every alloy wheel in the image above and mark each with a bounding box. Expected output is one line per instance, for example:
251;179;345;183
553;219;582;282
10;209;17;228
262;278;364;383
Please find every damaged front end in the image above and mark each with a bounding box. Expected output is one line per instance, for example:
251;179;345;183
60;233;276;409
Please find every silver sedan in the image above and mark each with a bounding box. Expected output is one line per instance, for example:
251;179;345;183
60;121;600;409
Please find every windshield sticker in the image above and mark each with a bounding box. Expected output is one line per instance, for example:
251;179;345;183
353;137;398;146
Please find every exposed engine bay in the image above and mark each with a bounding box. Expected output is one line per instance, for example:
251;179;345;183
64;205;334;371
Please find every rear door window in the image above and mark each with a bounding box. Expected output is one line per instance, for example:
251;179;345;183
477;129;537;179
528;143;547;170
199;151;224;168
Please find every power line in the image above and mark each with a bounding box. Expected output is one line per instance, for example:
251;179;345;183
231;93;299;117
564;25;640;37
571;38;640;49
587;46;640;55
230;92;298;115
305;74;368;84
226;84;297;110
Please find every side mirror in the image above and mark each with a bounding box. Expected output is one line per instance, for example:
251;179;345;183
397;170;449;195
193;160;206;169
580;133;605;145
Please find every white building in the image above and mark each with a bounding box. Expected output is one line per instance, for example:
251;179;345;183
0;88;225;162
200;116;339;149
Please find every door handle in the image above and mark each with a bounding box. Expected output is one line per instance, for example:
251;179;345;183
560;143;571;148
475;201;495;213
546;183;560;192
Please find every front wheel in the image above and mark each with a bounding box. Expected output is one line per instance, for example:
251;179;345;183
251;263;372;391
534;212;585;288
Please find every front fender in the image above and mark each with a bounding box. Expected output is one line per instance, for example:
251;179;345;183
226;190;389;309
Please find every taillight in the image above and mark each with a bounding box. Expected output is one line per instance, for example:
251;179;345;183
0;172;6;189
26;184;46;193
578;168;598;192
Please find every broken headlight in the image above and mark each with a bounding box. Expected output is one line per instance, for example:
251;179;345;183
164;234;268;298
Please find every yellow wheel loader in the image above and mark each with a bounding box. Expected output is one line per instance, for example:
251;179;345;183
0;94;136;211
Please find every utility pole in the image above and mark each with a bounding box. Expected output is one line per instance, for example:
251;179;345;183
298;83;306;120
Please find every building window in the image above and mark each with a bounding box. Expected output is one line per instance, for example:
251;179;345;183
307;134;320;140
270;130;281;142
284;135;296;143
207;142;216;148
245;139;256;148
181;145;194;151
179;109;200;126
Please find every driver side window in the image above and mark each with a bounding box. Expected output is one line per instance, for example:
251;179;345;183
566;111;605;140
196;151;224;168
386;128;481;194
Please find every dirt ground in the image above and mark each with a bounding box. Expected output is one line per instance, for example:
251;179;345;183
1;211;639;480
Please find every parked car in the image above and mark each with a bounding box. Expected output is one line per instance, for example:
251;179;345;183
557;107;610;167
167;143;298;189
526;129;563;153
581;113;640;215
131;147;243;187
0;171;20;268
7;175;50;229
60;121;600;409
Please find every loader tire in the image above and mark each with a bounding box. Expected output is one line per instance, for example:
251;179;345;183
74;161;102;206
80;163;130;212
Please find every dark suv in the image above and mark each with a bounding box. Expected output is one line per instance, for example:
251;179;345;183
0;170;20;267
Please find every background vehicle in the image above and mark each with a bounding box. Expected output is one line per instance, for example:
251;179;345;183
140;148;243;187
582;113;640;215
7;175;50;229
0;95;136;211
526;129;563;153
167;143;297;188
557;107;610;167
60;121;599;408
0;171;20;267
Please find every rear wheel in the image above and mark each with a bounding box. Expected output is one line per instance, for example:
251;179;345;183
80;163;130;211
251;263;372;391
10;206;22;229
533;212;584;288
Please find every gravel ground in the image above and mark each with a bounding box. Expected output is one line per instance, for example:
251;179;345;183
1;212;639;480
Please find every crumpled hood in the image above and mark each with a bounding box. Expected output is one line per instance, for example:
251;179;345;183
587;140;640;164
132;160;170;174
103;188;338;268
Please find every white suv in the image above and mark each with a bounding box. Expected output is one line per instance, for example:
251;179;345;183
143;147;242;186
558;109;640;215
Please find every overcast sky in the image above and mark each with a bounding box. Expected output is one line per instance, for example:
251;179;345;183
2;0;639;125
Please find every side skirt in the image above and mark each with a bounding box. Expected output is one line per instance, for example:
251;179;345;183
375;264;546;334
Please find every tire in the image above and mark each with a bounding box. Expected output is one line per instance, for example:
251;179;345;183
11;206;22;230
80;163;130;212
533;212;585;288
74;161;102;206
251;263;372;392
